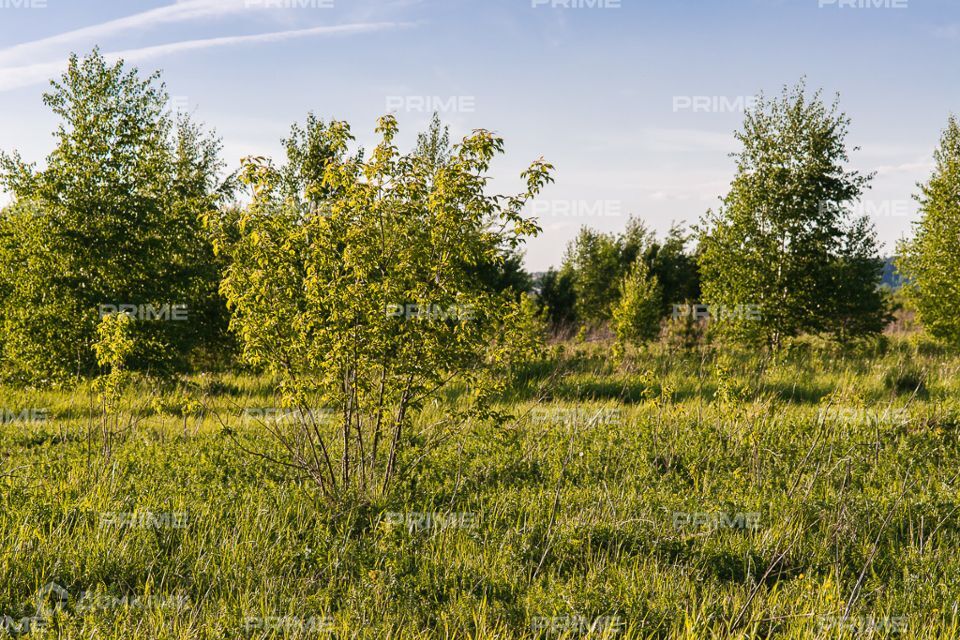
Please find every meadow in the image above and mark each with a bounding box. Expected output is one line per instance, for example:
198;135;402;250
2;335;959;639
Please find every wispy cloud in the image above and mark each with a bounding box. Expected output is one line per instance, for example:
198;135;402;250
0;1;257;66
0;21;412;92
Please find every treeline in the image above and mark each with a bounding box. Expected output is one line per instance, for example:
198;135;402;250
0;52;958;387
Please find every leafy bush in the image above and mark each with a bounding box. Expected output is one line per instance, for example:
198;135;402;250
209;115;552;502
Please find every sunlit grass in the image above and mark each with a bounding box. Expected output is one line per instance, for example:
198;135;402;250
1;336;959;638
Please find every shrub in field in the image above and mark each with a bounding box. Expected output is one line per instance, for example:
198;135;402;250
698;81;888;349
209;115;552;502
898;116;960;347
0;50;233;383
612;257;662;353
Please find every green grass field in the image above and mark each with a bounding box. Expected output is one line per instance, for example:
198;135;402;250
3;336;960;638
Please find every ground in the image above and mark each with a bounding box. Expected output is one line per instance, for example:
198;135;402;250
1;335;959;638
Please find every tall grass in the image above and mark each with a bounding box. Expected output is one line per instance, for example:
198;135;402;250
1;337;959;638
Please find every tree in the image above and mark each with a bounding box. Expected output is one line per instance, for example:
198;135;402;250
612;258;662;349
647;224;701;314
898;115;960;345
209;115;553;501
536;268;577;331
0;50;231;383
548;218;699;331
563;226;629;328
697;81;885;348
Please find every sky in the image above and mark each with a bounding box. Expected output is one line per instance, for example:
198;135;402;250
0;0;957;270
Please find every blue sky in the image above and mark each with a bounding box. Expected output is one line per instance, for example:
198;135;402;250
0;0;957;270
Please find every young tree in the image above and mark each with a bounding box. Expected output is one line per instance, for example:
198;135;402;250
898;115;960;345
0;50;231;382
612;258;662;349
698;81;885;348
209;115;552;501
564;227;622;328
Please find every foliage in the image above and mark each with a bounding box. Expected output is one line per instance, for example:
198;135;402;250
209;115;553;502
898;115;960;346
698;81;886;349
93;312;136;413
550;219;700;332
0;50;232;383
536;267;578;332
612;258;662;351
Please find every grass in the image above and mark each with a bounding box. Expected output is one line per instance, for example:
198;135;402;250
2;336;960;638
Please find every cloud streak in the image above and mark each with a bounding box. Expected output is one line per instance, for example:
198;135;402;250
0;21;412;92
0;0;269;66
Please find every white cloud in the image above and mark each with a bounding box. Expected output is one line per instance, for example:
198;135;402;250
0;1;257;66
0;22;412;92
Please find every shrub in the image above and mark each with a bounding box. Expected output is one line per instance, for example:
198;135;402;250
210;115;553;502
